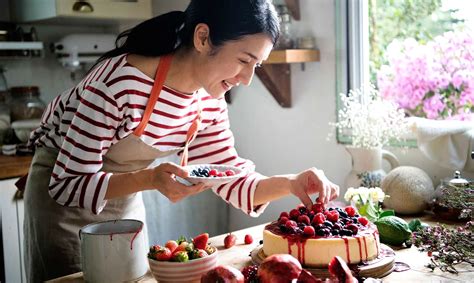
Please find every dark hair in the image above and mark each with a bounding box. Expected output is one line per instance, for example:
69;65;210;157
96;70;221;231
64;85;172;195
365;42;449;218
96;0;279;64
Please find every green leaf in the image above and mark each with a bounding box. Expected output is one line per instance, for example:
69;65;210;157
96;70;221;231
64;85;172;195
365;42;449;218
358;202;379;222
379;209;395;218
408;219;421;232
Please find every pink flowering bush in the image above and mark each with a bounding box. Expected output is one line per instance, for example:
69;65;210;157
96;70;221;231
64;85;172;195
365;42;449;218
377;30;474;121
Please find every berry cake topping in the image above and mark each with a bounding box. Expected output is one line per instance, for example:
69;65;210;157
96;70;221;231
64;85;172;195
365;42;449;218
274;202;369;238
190;166;236;178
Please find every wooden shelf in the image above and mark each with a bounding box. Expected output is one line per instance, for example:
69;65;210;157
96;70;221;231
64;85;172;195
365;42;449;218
265;49;320;64
255;49;320;107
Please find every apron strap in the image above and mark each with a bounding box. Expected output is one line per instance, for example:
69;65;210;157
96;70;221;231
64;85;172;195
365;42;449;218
133;54;173;137
180;96;202;166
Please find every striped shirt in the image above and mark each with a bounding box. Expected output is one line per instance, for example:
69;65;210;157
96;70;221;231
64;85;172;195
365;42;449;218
29;54;268;216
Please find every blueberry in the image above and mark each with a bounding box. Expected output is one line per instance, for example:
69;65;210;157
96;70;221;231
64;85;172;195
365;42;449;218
298;206;308;215
341;229;353;236
323;221;333;228
351;217;359;223
321;228;331;237
339;211;348;218
316;229;325;236
333;223;343;230
328;207;334;211
331;229;340;236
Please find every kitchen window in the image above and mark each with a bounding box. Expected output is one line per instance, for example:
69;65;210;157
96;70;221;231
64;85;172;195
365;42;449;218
336;0;474;145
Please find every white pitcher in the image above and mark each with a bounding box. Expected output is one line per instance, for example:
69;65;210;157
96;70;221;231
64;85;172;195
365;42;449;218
344;146;399;189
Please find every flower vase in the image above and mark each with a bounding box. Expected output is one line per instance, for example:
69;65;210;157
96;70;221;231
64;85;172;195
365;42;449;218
344;146;399;189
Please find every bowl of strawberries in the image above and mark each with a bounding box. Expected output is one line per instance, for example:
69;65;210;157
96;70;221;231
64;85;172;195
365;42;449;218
147;233;218;283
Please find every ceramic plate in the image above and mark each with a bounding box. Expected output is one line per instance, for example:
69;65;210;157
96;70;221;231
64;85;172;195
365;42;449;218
176;164;246;187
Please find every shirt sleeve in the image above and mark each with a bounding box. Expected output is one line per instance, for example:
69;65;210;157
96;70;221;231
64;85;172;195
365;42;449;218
48;81;121;215
186;99;269;217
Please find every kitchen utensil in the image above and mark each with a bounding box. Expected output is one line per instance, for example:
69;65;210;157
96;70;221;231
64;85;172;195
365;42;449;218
79;219;148;283
176;164;245;187
148;246;218;283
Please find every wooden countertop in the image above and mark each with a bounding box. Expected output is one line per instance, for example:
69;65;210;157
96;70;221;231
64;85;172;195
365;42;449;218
0;154;32;180
48;214;472;282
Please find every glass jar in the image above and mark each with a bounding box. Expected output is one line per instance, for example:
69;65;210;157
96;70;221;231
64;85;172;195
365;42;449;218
433;171;472;221
10;86;46;122
0;67;10;145
275;5;294;49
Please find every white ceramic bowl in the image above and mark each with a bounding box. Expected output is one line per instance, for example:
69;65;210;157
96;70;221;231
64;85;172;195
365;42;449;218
177;164;246;187
11;118;40;142
148;246;218;283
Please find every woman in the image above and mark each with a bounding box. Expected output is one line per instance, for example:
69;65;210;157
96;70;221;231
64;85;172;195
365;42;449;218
24;0;339;281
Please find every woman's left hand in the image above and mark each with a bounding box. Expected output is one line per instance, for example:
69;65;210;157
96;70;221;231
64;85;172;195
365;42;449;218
289;167;339;208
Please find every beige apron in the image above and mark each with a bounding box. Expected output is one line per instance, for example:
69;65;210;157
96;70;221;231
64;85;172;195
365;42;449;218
23;54;201;282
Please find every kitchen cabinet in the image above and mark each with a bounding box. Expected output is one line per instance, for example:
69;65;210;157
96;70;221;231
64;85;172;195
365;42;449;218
0;178;26;283
11;0;152;25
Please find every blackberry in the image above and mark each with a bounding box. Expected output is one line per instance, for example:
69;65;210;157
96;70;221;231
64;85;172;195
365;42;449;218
340;229;353;236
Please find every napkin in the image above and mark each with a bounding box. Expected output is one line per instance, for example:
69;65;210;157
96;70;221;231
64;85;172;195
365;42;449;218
408;117;474;172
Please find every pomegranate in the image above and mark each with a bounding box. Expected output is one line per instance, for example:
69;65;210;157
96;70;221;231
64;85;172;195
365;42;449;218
328;256;355;283
257;254;302;283
201;265;244;283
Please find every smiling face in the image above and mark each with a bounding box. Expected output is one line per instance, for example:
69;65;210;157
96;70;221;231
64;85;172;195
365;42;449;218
192;24;274;99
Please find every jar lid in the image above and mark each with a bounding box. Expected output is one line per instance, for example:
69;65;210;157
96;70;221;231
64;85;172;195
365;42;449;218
446;171;470;187
10;86;39;96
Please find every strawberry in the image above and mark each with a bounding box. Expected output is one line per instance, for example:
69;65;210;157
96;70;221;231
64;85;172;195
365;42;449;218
344;206;356;217
225;170;235;176
358;216;369;226
165;240;178;253
171;250;189;262
154;247;172;261
193;233;209;250
311;212;325;225
196;249;209;258
224;233;236;249
326;210;339;222
175;241;192;253
244;234;253;244
303;226;315;237
209;169;218;176
297;214;311;225
149;244;161;253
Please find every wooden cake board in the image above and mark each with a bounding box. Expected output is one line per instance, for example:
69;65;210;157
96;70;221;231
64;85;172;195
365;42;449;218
251;244;395;279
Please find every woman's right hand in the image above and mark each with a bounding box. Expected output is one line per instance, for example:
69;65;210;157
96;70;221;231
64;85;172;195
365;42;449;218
148;162;210;203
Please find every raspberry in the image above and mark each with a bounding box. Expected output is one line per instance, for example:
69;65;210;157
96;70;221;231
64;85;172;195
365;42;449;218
297;215;311;225
344;206;356;217
244;234;253;244
289;209;301;220
285;220;297;228
327;211;339;222
312;212;326;225
311;202;325;214
225;170;235;176
242;265;259;283
217;172;225;177
358;216;369;226
209;169;218;176
278;216;289;225
303;226;316;237
279;211;289;219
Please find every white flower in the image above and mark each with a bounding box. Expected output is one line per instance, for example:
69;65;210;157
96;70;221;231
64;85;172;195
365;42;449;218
344;186;388;205
369;187;386;203
331;84;410;149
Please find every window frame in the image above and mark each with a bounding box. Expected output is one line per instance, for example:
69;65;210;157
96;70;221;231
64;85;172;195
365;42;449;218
335;0;417;147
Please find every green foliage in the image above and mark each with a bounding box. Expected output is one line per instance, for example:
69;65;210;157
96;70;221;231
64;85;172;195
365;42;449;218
369;0;463;83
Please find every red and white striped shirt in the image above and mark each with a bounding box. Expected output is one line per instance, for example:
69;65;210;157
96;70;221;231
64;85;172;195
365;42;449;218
29;54;268;216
